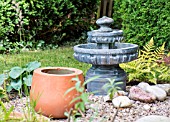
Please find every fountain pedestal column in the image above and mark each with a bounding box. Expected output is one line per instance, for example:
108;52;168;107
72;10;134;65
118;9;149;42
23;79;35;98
86;65;126;95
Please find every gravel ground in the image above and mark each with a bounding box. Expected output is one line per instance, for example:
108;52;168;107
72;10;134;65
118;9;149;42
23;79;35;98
5;91;170;122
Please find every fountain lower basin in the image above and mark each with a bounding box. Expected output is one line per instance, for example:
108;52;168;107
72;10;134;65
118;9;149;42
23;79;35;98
74;42;138;65
74;42;138;95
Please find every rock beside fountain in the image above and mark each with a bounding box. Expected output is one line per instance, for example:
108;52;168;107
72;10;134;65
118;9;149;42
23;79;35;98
114;90;128;97
136;82;168;101
138;82;150;91
146;86;167;101
135;115;170;122
103;95;111;102
103;91;128;102
129;86;156;103
156;84;170;96
112;96;133;107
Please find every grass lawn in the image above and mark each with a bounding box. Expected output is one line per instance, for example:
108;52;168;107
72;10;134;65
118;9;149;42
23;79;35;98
0;47;90;74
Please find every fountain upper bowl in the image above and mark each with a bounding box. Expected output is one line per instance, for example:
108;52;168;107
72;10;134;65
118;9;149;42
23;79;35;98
74;42;138;65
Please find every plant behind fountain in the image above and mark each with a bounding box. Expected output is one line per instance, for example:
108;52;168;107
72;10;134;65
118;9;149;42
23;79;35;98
120;37;170;84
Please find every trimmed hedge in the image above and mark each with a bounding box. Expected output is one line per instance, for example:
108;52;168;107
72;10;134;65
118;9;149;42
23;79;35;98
0;0;99;48
113;0;170;50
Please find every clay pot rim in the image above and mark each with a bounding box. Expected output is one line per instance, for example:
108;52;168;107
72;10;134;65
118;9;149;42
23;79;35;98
34;67;83;76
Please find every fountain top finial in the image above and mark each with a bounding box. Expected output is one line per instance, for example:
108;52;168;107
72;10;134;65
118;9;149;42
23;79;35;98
96;16;114;32
87;16;123;45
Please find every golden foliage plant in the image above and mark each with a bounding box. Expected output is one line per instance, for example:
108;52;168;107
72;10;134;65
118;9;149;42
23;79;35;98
120;37;170;84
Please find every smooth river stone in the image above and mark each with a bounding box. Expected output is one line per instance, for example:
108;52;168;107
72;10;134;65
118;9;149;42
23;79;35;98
138;82;150;91
128;86;156;103
146;86;167;101
103;91;128;102
136;115;170;122
156;84;170;96
114;90;128;98
112;96;133;107
103;95;112;102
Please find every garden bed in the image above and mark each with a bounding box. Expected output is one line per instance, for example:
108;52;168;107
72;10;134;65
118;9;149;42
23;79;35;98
5;86;170;122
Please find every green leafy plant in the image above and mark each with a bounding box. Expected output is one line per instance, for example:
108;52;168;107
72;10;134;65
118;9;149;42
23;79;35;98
64;76;125;121
102;78;122;99
0;70;47;122
0;61;41;93
64;76;100;121
120;38;170;84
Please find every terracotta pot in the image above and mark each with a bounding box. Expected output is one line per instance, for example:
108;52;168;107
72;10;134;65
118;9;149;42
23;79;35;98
30;67;84;118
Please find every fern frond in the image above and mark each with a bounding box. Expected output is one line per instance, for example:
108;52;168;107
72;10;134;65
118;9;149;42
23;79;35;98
154;42;165;59
120;38;168;84
161;42;166;51
143;37;155;52
167;52;170;57
128;72;142;81
149;78;157;84
158;69;170;81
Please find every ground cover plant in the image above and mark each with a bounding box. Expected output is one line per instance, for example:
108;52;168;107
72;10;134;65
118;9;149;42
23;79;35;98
0;61;41;93
0;47;90;74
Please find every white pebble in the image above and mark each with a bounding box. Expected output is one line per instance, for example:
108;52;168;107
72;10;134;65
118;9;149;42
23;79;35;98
112;96;133;108
143;104;150;110
138;82;150;91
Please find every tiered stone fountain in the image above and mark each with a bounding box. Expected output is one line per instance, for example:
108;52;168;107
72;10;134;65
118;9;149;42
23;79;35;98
74;16;138;95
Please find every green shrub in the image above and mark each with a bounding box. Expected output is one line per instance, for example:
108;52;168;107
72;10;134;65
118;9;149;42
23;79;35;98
113;0;170;49
112;0;122;29
0;0;99;53
120;38;170;84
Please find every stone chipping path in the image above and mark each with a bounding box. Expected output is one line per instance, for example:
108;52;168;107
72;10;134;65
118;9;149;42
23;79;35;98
83;95;170;122
5;94;170;122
